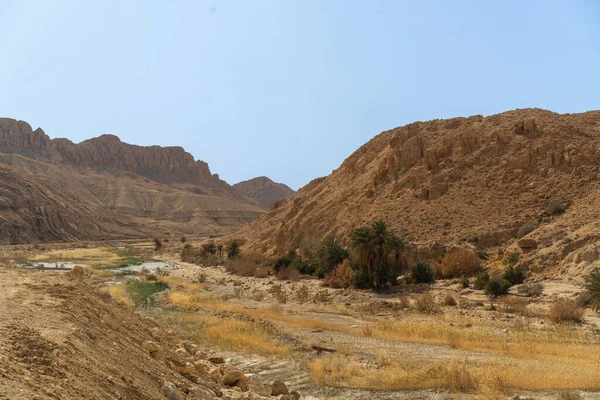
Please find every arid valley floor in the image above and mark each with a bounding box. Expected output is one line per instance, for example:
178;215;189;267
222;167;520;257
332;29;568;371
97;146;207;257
1;240;599;400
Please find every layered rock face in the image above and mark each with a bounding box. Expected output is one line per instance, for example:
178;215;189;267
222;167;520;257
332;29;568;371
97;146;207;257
233;176;295;208
230;108;600;275
0;164;146;243
0;118;264;243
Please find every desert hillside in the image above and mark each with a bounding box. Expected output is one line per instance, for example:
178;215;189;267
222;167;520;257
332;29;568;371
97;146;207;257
233;176;295;208
0;118;264;243
231;109;600;275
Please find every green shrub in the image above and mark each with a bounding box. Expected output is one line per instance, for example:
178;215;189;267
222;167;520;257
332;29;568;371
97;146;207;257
546;198;566;215
473;271;490;290
502;266;525;284
412;262;435;283
460;276;469;288
485;277;511;297
180;236;186;243
291;258;316;275
126;281;168;307
503;252;520;266
316;238;349;278
153;238;162;251
273;249;296;272
351;261;371;289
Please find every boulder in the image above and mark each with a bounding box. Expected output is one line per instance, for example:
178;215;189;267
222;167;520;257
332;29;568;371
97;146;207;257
220;364;249;391
517;238;537;249
271;380;289;396
142;340;161;353
246;374;272;397
187;385;216;400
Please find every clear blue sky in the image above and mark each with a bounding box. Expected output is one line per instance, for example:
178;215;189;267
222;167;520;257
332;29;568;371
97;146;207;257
1;1;599;190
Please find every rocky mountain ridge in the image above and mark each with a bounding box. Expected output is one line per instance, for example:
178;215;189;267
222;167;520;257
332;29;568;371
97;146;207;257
0;118;236;196
233;176;295;208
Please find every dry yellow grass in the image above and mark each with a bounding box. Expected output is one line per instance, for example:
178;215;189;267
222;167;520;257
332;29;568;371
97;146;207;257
153;312;289;356
108;285;132;306
30;247;127;267
159;275;204;291
310;352;600;393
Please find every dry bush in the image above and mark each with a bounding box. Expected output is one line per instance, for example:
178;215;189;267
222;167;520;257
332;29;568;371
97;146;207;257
324;259;353;288
440;247;481;278
442;293;457;306
518;282;543;297
269;284;288;304
444;363;477;392
549;299;584;323
276;266;300;281
362;324;373;337
251;290;266;301
295;284;310;303
313;290;331;304
499;296;528;314
412;293;439;314
194;272;207;283
68;265;85;281
224;251;266;277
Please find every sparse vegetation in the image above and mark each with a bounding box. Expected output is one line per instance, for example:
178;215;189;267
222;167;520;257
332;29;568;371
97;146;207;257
411;262;435;283
153;238;162;251
516;223;535;238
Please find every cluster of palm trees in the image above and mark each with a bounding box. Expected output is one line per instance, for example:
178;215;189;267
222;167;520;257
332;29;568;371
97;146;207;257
348;220;406;288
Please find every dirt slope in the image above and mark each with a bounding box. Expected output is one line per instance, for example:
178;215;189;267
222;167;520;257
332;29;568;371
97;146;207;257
233;176;295;208
0;266;298;400
231;109;600;271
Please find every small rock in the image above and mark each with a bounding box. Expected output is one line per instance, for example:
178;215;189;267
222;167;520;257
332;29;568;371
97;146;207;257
142;340;161;353
209;355;226;364
465;323;472;328
311;329;323;333
175;348;190;357
271;380;289;396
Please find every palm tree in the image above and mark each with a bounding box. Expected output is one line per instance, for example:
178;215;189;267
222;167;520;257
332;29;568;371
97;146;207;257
226;240;240;259
316;238;349;277
586;269;600;312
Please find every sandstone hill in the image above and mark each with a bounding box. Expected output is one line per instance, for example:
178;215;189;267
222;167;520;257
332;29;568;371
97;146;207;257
0;118;264;243
231;109;600;277
233;176;295;208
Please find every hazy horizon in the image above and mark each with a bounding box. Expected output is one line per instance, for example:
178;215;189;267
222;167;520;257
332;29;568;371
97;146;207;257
2;0;599;190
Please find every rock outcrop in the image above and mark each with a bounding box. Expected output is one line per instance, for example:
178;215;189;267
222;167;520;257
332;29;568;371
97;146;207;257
233;176;295;208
